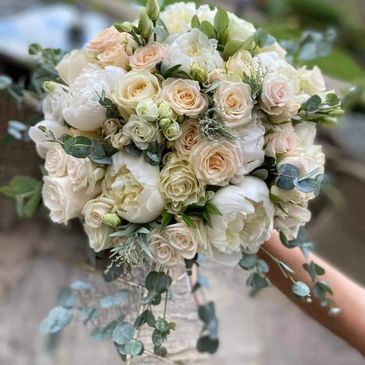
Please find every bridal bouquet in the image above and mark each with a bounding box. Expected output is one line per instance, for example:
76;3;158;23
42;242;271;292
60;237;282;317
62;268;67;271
2;0;343;360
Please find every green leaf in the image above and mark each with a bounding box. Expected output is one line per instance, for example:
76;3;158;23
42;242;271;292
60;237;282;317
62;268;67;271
205;202;222;216
160;210;173;230
198;302;216;324
199;21;216;39
303;261;326;282
103;260;124;282
191;14;200;28
276;163;300;190
99;290;129;308
124;339;144;356
222;40;244;59
70;280;92;290
125;143;142;157
313;280;333;298
292;281;310;297
91;318;122;341
253;28;275;48
162;64;182;79
145;271;172;294
28;43;42;55
302;95;322;113
214;8;229;35
197;336;219;354
181;213;197;229
63;135;93;158
57;288;76;308
39;306;73;335
239;254;258;270
134;309;155;329
112;322;135;345
256;259;270;274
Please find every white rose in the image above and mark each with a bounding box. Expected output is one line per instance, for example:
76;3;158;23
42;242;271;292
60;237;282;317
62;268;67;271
274;203;311;240
42;176;100;224
56;49;89;85
160;2;196;34
102;118;122;137
110;131;130;150
258;42;287;59
42;82;68;123
226;50;253;78
207;177;274;257
165;222;198;259
67;156;105;193
28;120;68;159
214;80;254;127
162;28;224;74
123;114;157;150
130;43;167;73
270;185;310;206
294;122;317;148
112;71;160;117
161;78;207;118
103;151;164;223
190;139;242;186
62;65;125;131
45;144;68;177
83;224;113;252
264;123;298;158
149;230;184;267
136;99;159;122
82;196;114;228
298;66;326;96
227;13;256;43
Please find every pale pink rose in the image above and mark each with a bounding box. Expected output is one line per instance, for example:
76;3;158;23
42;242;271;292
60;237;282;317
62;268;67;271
87;27;122;53
97;43;129;69
175;119;200;157
265;123;298;157
130;43;166;72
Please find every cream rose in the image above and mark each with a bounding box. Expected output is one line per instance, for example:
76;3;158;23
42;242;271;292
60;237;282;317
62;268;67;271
42;176;99;224
149;230;183;267
103;152;164;223
175;119;200;157
123;114;158;150
67;156;105;193
87;26;123;53
160;154;205;213
136;99;159;122
227;13;256;43
207;177;274;256
130;43;166;72
214;80;254;127
226;50;252;78
110;131;130;150
83;224;113;252
97;43;129;69
298;66;326;96
161;78;206;118
55;49;89;85
102;118;122;137
82;196;114;229
264;123;298;158
45;144;68;177
189;140;242;186
165;222;198;259
112;71;160;117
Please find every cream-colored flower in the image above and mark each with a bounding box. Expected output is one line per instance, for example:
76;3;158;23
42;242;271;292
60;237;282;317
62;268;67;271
87;26;123;53
123;114;157;150
103;152;164;223
130;43;166;72
45;144;68;177
189;140;242;186
298;66;326;96
226;50;252;78
112;71;161;117
110;131;130;150
82;196;114;229
161;78;206;118
97;43;129;69
165;222;198;259
102;118;122;137
175;119;200;157
214;80;254;128
160;2;196;34
42;82;68;123
264;123;298;158
149;230;183;267
136;99;159;122
83;223;113;252
56;49;89;85
67;156;105;193
42;176;100;224
227;13;256;43
160;154;205;213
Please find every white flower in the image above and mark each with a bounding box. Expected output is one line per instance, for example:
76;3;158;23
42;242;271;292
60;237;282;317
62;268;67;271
162;28;224;74
294;121;317;148
45;144;68;177
160;2;196;34
82;196;114;229
42;176;100;224
123;114;157;150
62;65;125;131
258;42;287;59
110;131;130;150
112;71;160;117
42;82;68;123
103;151;164;223
196;5;217;23
102;118;121;137
189;139;242;186
56;49;90;85
264;123;298;158
227;13;256;43
28;120;68;159
83;224;113;252
214;80;254;127
298;66;326;96
161;78;207;118
67;156;105;193
207;177;274;257
226;50;253;78
165;222;198;259
136;99;159;122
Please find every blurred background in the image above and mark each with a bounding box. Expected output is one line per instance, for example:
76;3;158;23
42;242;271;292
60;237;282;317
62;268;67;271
0;0;364;364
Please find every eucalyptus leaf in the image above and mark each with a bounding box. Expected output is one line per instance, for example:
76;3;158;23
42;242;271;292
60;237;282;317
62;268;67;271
112;322;135;345
99;290;129;308
276;164;300;190
197;336;219;354
124;339;144;356
292;281;310;297
239;254;258;270
39;306;73;335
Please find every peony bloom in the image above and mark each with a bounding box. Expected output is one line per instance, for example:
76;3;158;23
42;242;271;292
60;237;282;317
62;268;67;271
42;82;68;123
62;66;125;131
103;152;164;223
130;43;167;73
162;28;224;74
207;177;274;257
160;2;196;34
189;139;242;186
161;78;207;118
112;71;161;117
175;119;200;157
28;120;68;159
55;49;89;85
45;144;68;177
214;80;254;128
42;176;100;224
160;154;205;213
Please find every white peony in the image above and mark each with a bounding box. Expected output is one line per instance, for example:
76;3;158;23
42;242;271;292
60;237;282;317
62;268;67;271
42;82;68;123
56;49;90;85
227;13;256;43
103;152;164;223
28;120;68;159
207;177;274;258
162;28;224;74
62;65;125;131
42;176;100;224
160;2;196;34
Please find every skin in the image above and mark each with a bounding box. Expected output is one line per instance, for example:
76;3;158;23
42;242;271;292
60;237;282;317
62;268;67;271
259;231;365;356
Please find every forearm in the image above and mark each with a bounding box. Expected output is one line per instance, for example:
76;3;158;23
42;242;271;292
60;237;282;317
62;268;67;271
259;231;365;355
